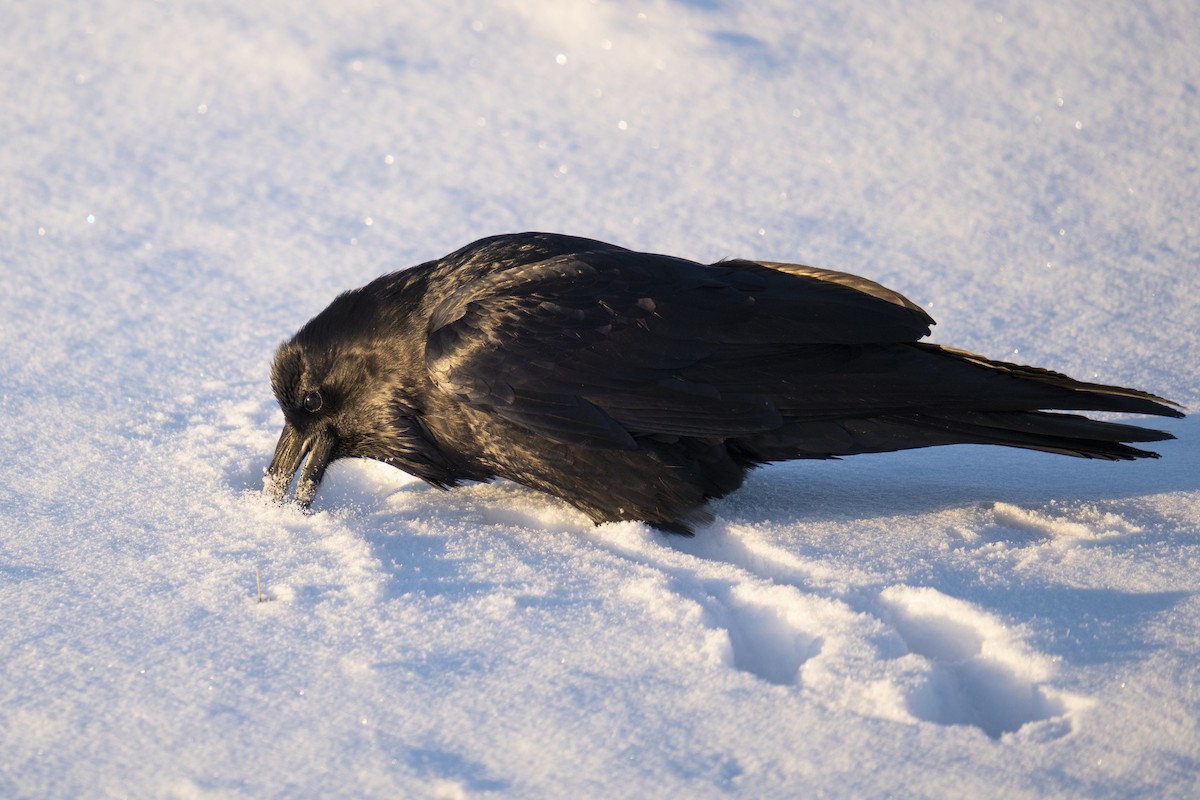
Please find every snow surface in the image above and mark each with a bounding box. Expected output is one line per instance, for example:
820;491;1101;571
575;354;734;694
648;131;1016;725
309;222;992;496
3;0;1199;797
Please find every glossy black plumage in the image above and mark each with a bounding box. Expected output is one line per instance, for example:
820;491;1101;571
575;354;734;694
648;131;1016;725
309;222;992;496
266;232;1182;533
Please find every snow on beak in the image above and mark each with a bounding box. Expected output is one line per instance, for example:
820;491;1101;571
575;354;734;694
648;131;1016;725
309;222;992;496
265;423;335;509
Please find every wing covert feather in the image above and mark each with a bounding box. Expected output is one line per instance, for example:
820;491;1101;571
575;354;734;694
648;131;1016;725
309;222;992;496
424;248;935;448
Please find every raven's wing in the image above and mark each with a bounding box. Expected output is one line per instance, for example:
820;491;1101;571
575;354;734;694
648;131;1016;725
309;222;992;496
423;248;934;449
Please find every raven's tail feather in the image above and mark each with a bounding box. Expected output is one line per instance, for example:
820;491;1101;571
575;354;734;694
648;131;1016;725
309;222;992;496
916;343;1185;420
731;409;1177;464
730;345;1183;464
885;410;1173;461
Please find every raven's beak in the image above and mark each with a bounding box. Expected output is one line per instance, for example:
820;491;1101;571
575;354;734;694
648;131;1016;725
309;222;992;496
265;424;335;509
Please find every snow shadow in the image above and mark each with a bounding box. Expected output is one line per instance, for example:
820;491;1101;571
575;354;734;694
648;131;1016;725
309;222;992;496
401;746;510;793
717;415;1196;526
364;527;505;602
965;585;1191;667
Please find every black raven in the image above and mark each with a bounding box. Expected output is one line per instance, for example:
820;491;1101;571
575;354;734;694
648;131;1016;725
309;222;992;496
266;232;1182;533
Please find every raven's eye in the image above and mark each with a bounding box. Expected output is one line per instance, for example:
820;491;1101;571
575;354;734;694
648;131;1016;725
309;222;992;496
303;391;323;413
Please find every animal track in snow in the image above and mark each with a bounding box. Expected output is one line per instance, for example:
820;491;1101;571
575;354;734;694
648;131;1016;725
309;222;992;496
989;501;1143;545
660;525;1085;738
585;523;852;688
877;586;1080;739
509;511;1087;740
706;582;825;685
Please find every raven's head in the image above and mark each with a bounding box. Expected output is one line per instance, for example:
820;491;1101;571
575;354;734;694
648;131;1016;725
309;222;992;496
265;286;459;509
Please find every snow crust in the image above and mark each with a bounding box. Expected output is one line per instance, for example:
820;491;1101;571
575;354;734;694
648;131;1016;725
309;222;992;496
2;0;1198;796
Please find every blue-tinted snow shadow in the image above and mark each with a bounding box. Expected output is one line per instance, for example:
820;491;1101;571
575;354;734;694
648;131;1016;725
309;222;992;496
402;747;509;792
0;561;61;584
363;523;498;601
370;730;511;793
967;585;1192;667
716;415;1197;526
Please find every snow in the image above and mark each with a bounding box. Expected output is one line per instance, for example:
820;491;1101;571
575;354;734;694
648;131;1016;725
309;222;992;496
2;0;1198;796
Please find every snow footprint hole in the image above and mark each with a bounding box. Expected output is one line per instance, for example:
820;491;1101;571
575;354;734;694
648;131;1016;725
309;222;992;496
713;583;822;686
879;586;1069;739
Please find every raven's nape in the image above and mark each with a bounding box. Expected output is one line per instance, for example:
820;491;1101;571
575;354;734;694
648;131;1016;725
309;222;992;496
265;423;336;509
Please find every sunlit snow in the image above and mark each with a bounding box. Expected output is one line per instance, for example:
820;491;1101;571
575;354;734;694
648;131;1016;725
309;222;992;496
2;1;1197;797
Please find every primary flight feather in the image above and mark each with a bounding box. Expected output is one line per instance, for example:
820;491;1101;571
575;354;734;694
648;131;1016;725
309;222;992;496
266;232;1182;533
